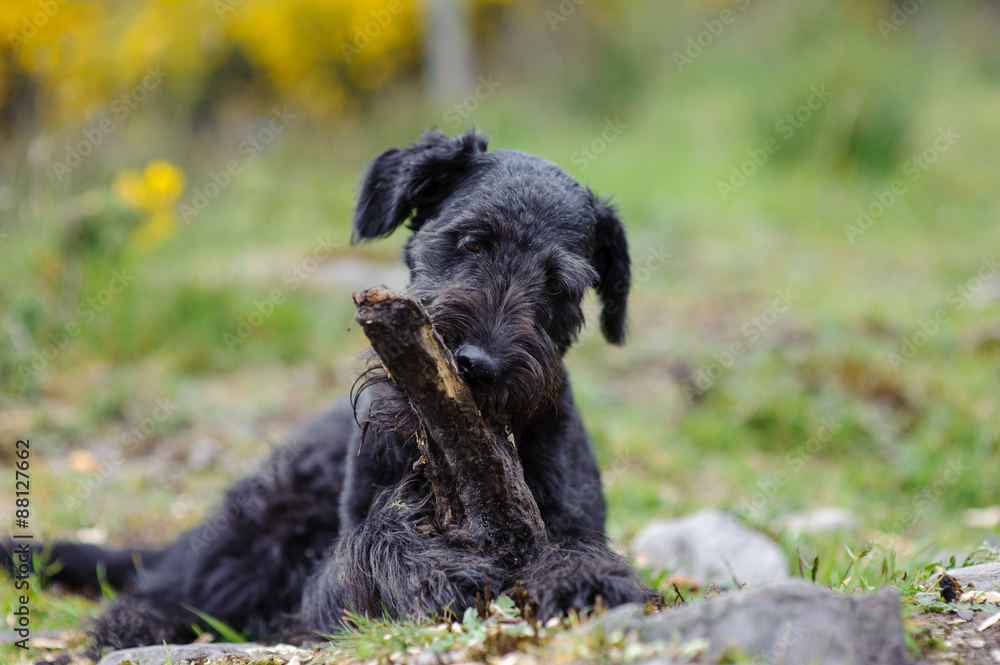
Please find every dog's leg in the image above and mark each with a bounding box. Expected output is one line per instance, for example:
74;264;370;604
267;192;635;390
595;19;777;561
511;395;657;617
90;593;204;655
3;540;164;591
88;403;354;649
304;479;505;631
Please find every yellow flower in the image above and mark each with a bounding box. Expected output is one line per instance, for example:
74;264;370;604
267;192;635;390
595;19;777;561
112;169;146;210
112;160;186;213
142;160;186;211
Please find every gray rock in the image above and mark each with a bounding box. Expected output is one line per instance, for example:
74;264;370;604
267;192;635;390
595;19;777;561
631;509;789;586
411;651;446;665
947;561;1000;591
96;642;275;665
961;506;1000;529
773;507;856;539
596;601;651;635
592;579;910;665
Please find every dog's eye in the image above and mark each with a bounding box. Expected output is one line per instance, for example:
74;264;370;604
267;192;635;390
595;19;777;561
546;280;565;295
464;240;482;254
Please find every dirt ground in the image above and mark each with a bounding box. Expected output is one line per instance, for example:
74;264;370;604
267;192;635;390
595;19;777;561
915;610;1000;665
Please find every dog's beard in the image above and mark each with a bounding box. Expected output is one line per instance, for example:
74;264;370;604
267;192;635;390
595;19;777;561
419;286;564;425
351;312;564;444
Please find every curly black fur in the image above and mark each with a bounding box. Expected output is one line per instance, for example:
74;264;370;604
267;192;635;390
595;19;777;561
3;130;656;656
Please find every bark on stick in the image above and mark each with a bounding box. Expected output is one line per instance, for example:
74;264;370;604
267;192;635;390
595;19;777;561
353;287;546;563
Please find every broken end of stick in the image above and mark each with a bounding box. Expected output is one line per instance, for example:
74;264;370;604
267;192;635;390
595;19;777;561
353;285;396;307
353;287;432;331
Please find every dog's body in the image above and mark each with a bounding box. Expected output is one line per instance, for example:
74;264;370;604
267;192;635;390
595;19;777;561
6;130;655;650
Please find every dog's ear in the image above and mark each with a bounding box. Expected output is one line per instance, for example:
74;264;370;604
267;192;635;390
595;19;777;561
591;194;630;345
352;129;489;243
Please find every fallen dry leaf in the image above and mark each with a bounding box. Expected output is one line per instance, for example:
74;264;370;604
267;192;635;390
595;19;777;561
959;591;1000;604
68;450;99;473
978;611;1000;633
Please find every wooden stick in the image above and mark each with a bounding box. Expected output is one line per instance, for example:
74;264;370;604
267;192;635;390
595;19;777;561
353;287;547;564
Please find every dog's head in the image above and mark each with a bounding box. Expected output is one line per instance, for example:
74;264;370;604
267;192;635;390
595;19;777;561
353;129;630;432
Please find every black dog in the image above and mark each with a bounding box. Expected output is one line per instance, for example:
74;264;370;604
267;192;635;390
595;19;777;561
6;129;656;651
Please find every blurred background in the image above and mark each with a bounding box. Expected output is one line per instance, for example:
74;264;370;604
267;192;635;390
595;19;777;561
1;0;999;639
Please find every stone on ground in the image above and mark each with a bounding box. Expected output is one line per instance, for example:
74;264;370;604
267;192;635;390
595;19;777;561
948;561;1000;592
97;642;313;665
593;579;910;665
772;507;857;538
631;509;789;586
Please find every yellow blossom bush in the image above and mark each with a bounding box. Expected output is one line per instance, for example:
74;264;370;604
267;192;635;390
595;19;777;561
0;0;516;125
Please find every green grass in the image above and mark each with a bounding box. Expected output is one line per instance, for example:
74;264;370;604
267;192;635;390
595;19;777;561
2;1;999;663
316;593;706;664
2;558;97;656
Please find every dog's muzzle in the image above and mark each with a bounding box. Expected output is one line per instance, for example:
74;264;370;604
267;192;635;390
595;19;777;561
455;343;501;389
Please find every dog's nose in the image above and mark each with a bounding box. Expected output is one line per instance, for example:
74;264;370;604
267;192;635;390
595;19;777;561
455;344;500;386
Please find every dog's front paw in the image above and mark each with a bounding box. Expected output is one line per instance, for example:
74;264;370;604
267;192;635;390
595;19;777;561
517;539;659;620
528;567;657;620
